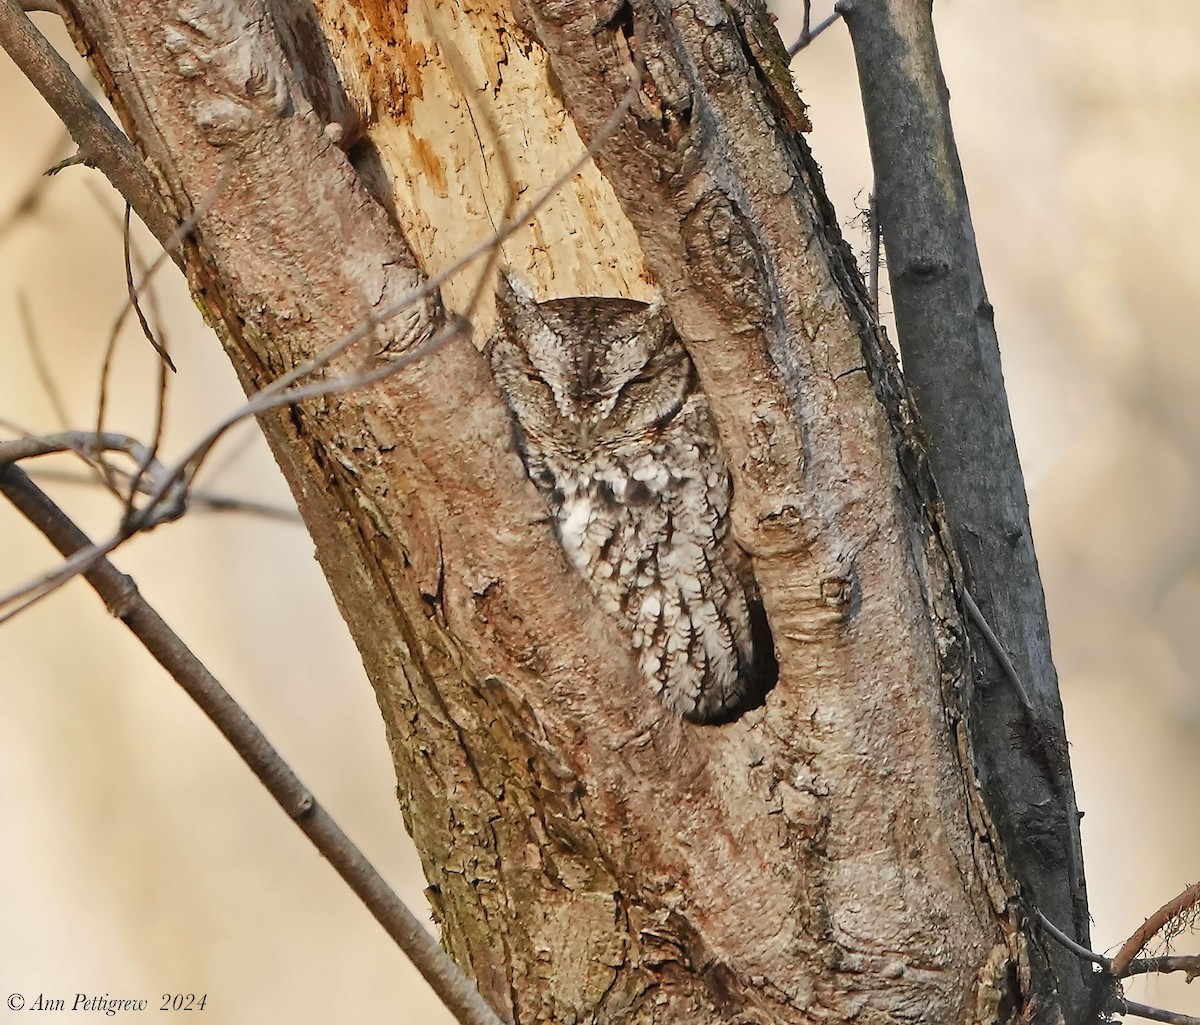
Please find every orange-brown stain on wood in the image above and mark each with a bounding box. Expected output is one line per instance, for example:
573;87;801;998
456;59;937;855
315;0;431;121
322;0;527;125
411;135;448;198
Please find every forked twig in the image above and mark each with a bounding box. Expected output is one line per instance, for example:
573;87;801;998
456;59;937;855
1111;882;1200;976
1120;955;1200;980
0;1;175;245
0;429;188;526
0;464;505;1025
1035;904;1200;1024
788;11;841;56
0;49;647;622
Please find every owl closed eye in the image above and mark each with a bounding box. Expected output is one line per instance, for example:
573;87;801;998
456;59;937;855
486;271;776;724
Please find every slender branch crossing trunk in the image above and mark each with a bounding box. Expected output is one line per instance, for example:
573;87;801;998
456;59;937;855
10;0;1089;1020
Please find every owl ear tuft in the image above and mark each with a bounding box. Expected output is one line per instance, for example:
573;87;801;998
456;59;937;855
497;267;539;308
644;294;681;346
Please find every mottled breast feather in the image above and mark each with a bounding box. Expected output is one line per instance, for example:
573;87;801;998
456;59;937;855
486;273;776;724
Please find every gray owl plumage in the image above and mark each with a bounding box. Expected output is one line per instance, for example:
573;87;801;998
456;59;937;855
486;274;774;724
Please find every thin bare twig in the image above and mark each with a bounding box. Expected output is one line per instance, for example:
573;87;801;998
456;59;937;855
1033;907;1109;967
80;178;174;503
788;11;841;56
120;202;173;513
0;464;505;1025
92;169;228;504
1034;906;1200;1025
1121;1000;1200;1025
867;190;880;312
122;202;176;372
95;167;228;451
0;524;127;621
0;0;175;246
961;587;1036;720
1035;901;1200;1025
179;419;265;496
961;587;1074;817
26;466;302;523
17;292;71;430
1121;955;1200;980
0;53;648;622
1112;882;1200;976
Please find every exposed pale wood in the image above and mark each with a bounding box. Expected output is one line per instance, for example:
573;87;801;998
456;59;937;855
41;0;1072;1020
314;0;654;317
308;0;1030;1019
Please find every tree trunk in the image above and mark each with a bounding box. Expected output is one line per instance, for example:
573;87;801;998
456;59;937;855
839;2;1090;1015
32;0;1087;1020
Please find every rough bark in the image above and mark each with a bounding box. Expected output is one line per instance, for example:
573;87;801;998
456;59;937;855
840;1;1090;1018
33;0;1078;1021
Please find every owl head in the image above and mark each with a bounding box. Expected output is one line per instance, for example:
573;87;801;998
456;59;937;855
486;272;697;453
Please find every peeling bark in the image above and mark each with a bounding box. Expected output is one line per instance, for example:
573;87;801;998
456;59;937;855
43;0;1084;1020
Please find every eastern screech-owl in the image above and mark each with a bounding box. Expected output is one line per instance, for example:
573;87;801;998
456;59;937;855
486;273;774;724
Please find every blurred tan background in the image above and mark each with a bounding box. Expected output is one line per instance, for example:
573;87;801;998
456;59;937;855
1;1;1196;1021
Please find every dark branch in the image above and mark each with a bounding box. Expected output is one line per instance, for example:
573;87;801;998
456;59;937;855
1122;1000;1200;1025
1034;908;1109;967
837;0;1090;1016
1121;955;1200;980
